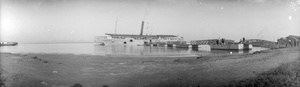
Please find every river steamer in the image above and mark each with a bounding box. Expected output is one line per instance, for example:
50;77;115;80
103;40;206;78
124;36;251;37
94;21;183;46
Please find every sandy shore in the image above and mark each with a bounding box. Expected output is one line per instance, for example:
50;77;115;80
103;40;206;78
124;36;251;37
0;47;299;87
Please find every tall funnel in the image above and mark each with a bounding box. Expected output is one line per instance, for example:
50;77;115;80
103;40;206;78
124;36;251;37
140;21;144;35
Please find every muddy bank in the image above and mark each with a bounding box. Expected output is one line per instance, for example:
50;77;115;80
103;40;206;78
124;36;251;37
226;61;300;87
225;47;300;87
0;73;4;86
0;47;299;87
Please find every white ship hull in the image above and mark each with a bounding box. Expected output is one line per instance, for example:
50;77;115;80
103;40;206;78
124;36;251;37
95;36;145;46
94;35;183;46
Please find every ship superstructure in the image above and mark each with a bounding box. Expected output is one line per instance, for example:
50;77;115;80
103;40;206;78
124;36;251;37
94;21;183;46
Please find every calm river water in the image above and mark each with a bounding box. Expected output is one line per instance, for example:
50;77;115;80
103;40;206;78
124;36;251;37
0;43;269;56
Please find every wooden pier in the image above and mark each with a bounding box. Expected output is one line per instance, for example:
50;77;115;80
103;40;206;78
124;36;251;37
143;43;252;50
210;44;252;50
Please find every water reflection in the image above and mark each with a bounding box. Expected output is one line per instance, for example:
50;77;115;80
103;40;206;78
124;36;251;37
93;44;268;55
0;43;269;55
93;45;208;55
189;47;268;54
209;50;250;54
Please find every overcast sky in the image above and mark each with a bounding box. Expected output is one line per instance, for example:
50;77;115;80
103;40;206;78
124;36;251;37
1;0;299;43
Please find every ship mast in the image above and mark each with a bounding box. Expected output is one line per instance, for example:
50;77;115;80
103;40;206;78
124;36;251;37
146;22;149;35
114;17;118;34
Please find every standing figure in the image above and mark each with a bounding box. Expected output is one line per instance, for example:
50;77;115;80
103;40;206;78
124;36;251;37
221;38;225;44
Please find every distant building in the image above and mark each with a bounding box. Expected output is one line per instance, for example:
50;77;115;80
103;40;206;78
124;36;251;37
246;39;278;48
277;35;300;47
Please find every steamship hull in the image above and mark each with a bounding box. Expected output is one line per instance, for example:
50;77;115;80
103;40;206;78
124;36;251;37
94;37;145;46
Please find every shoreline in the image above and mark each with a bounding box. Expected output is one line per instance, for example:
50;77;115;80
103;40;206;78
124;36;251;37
0;47;299;87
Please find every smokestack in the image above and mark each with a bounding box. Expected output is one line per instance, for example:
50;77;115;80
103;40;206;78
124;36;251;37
140;21;144;35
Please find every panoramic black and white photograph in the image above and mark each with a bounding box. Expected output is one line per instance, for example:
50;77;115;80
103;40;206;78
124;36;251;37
0;0;300;87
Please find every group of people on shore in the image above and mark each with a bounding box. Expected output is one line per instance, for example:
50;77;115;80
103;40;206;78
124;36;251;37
239;37;246;43
216;38;226;44
215;37;246;45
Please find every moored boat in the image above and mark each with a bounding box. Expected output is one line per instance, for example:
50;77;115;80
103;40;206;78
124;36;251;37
0;42;18;46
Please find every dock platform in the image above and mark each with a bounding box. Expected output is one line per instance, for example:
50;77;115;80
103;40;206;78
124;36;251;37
210;44;252;50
